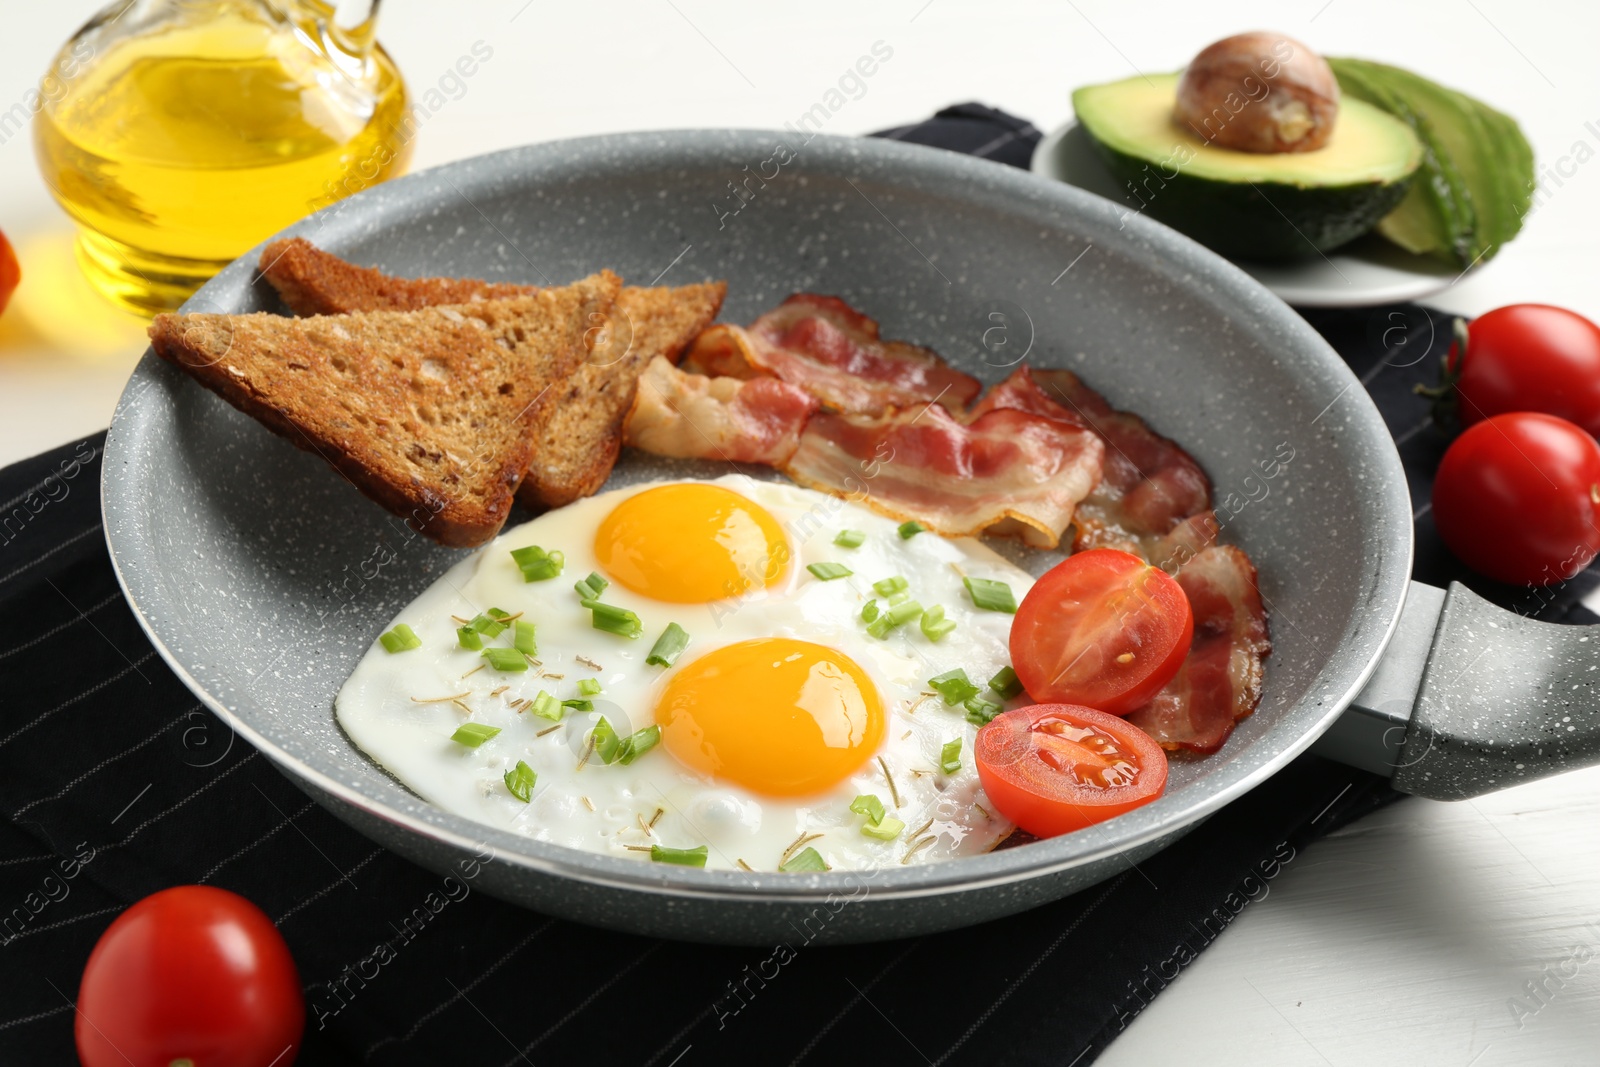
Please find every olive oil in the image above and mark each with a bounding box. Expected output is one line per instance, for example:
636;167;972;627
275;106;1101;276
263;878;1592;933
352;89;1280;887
34;3;410;315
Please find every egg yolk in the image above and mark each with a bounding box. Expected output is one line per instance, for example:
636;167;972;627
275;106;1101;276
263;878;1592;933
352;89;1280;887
655;638;886;796
594;483;790;603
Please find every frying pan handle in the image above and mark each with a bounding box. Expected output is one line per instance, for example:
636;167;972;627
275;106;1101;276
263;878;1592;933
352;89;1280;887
1312;581;1600;800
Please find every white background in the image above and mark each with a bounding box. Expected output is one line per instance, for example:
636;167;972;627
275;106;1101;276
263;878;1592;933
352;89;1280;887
3;2;1599;1063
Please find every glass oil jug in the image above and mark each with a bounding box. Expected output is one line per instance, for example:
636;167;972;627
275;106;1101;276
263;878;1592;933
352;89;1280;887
33;0;412;315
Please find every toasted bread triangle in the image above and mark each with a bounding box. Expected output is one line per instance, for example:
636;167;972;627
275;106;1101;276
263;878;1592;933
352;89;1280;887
258;238;726;509
148;272;621;546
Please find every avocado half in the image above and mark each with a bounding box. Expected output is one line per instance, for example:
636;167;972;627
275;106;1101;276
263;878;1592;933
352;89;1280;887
1073;73;1423;261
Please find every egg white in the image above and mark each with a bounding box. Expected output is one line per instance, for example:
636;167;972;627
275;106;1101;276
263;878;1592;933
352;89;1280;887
335;476;1036;872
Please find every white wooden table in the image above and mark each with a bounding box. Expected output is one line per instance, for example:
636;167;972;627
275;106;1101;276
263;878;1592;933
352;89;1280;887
3;3;1598;1063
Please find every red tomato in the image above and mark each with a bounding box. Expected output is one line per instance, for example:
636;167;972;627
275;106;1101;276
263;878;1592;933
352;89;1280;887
1009;548;1193;714
974;703;1168;837
0;229;18;316
1448;305;1600;438
1432;412;1600;586
76;886;304;1067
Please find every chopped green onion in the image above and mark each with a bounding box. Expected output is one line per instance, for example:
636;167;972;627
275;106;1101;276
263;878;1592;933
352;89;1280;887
646;622;690;667
988;665;1023;700
964;696;1003;726
963;576;1018;614
575;572;609;600
834;529;865;549
866;599;923;639
861;599;880;623
897;520;925;539
450;722;501;747
592;718;660;765
861;816;904;841
513;620;538;656
650;844;708;867
780;846;829;872
583;599;643;639
806;562;853;581
455;625;483;651
487;607;512;620
510;544;564;582
578;678;602;696
849;794;886;824
928;668;979;706
887;589;911;606
616;725;660;765
530;691;562;720
503;760;536;802
920;604;957;642
379;624;421;653
940;738;962;775
481;647;529;672
561;698;593;714
872;575;909;598
468;612;508;639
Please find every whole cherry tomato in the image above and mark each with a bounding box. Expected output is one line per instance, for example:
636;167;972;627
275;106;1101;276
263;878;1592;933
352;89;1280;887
974;703;1168;838
1431;412;1600;586
76;886;304;1067
1009;548;1193;714
1445;305;1600;437
0;229;18;316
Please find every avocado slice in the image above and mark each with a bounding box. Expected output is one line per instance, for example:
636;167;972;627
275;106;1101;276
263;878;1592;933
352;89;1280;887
1072;72;1422;261
1328;58;1534;268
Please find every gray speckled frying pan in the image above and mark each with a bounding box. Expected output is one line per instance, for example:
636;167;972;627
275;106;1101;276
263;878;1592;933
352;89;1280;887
102;131;1600;945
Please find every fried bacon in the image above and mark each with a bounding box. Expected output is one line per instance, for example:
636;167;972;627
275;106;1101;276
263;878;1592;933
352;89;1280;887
683;294;982;416
780;402;1103;548
1125;545;1272;753
624;357;819;466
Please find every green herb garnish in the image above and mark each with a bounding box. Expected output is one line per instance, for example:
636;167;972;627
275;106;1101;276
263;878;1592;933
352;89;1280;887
834;529;865;549
872;575;909;598
455;625;483;651
450;722;501;747
897;521;925;539
928;668;979;706
510;544;564;582
379;624;421;653
779;846;829;872
578;678;602;696
584;599;643;639
513;620;537;656
468;612;508;639
592;718;660;765
987;665;1023;699
940;738;962;775
964;696;1003;726
806;562;853;581
503;760;536;802
575;572;609;600
561;698;593;714
919;604;957;641
646;622;690;666
850;794;886;824
861;816;905;841
963;576;1017;614
866;599;923;639
861;599;880;623
481;647;529;672
650;844;708;867
529;690;562;720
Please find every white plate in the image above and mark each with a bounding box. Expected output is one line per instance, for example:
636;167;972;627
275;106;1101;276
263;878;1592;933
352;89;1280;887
1030;120;1468;308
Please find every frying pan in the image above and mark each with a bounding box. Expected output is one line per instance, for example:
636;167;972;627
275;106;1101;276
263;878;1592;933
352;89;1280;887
102;131;1600;945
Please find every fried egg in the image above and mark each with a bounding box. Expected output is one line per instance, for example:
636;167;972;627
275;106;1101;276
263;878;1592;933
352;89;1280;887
335;476;1035;872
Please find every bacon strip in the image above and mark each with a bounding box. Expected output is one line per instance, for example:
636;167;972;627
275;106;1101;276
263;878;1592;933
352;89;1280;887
987;368;1214;554
683;294;982;416
780;403;1103;548
624;357;819;466
1125;546;1272;753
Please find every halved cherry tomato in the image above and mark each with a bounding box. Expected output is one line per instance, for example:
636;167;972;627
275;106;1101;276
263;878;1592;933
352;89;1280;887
974;703;1168;837
1432;412;1600;586
76;886;304;1067
1009;548;1193;714
1446;305;1600;438
0;229;18;316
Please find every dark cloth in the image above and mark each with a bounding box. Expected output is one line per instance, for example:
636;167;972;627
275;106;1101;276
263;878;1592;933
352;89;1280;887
0;106;1577;1066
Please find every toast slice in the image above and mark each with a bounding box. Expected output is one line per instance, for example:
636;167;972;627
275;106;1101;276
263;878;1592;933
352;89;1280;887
258;238;727;509
148;272;622;547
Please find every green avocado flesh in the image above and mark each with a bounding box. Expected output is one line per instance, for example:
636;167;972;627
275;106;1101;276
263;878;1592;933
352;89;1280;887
1328;58;1534;268
1072;73;1423;261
